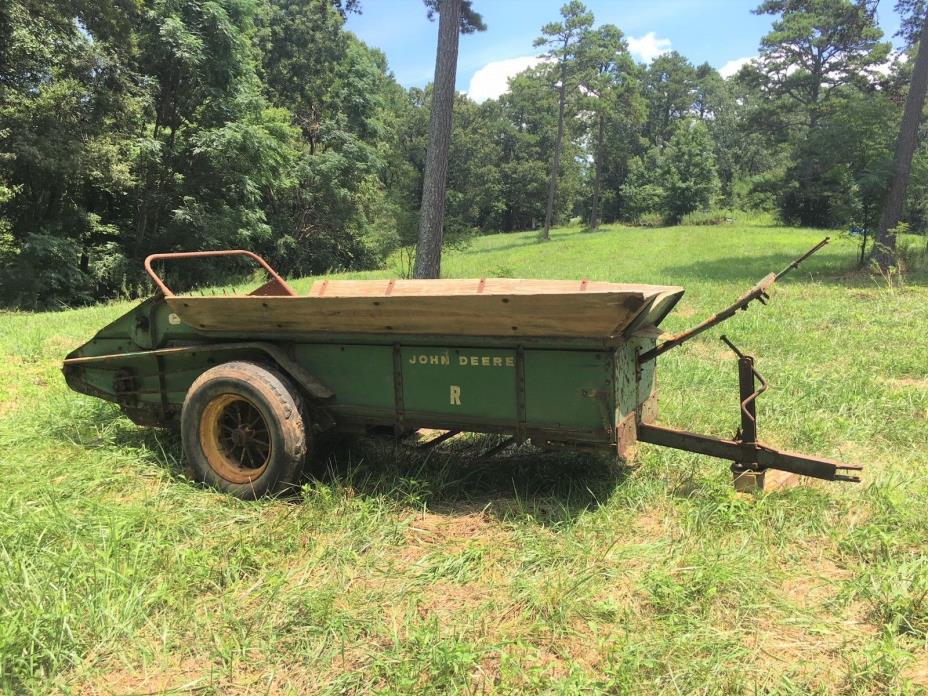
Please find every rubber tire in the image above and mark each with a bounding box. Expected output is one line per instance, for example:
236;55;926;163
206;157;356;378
182;361;307;499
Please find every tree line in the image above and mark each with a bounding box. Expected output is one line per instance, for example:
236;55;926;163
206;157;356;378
1;0;926;307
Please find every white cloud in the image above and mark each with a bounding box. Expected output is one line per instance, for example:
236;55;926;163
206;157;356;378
467;55;546;103
719;56;754;79
627;32;671;63
875;50;907;76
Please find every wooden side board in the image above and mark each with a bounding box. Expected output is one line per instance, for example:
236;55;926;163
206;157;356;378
307;278;679;298
166;287;683;338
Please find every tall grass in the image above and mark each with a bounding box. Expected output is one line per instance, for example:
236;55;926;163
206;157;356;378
0;220;926;694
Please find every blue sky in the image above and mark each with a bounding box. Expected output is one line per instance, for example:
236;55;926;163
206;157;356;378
346;0;904;101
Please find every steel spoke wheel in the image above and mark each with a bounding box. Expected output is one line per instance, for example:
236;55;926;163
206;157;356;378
201;394;273;483
182;361;308;499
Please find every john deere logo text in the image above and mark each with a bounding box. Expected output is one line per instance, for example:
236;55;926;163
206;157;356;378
407;352;514;368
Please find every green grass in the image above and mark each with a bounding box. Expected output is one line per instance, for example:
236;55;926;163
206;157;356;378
1;220;927;694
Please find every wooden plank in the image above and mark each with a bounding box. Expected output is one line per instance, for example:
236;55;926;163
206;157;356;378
167;289;672;338
307;278;680;298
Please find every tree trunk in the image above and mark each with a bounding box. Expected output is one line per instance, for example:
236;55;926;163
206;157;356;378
541;58;568;241
413;0;461;279
589;110;604;230
872;14;928;270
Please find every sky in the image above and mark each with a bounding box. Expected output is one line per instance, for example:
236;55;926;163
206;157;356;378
345;0;905;102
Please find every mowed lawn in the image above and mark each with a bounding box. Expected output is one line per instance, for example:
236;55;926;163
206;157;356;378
1;221;927;694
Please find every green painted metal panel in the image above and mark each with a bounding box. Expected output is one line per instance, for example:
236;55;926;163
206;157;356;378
293;344;394;409
401;347;516;420
64;297;644;445
523;350;612;429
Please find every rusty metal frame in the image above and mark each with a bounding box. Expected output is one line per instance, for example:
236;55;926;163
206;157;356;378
417;429;461;449
63;341;333;401
638;424;861;481
143;250;296;298
638;334;861;483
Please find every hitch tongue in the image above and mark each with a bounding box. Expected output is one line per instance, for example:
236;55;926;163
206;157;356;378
753;446;863;482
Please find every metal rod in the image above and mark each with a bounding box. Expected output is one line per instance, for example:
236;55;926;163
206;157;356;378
143;250;296;297
775;237;830;281
638;238;830;365
720;335;768;444
417;429;461;449
480;436;516;458
738;355;758;443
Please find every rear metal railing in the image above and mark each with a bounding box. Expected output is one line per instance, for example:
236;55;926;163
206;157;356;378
143;250;296;297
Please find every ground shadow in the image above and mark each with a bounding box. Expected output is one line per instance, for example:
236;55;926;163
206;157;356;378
312;433;628;527
659;252;872;287
53;403;625;526
45;399;187;476
464;233;573;256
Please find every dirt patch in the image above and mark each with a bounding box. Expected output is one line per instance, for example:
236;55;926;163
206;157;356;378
882;377;928;391
743;551;876;690
392;507;518;583
473;651;502;692
76;657;216;695
902;652;928;687
779;555;852;610
631;507;676;539
685;339;733;363
414;580;495;620
0;396;16;418
745;621;848;689
403;509;494;542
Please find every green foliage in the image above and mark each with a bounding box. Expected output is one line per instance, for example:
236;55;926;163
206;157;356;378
643;51;698;144
533;1;595;63
618;120;719;224
620;152;665;221
0;0;925;307
659;119;720;222
678;209;735;226
489;64;585;232
749;0;895;227
0;0;417;306
423;0;486;34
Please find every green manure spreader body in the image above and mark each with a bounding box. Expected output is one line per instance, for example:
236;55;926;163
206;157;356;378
64;294;657;445
63;248;861;499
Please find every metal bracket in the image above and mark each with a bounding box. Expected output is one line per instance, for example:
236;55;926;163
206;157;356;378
392;343;405;435
515;346;526;442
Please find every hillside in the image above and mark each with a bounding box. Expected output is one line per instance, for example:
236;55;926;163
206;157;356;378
1;221;927;694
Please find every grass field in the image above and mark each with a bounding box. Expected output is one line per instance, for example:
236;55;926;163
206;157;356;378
1;219;927;694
